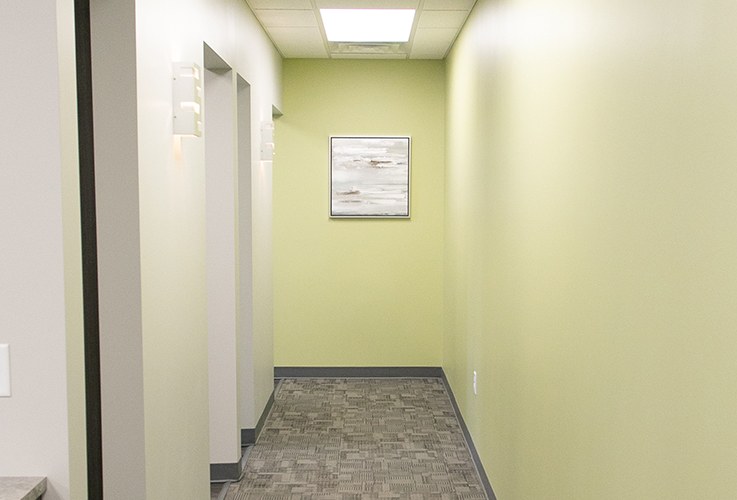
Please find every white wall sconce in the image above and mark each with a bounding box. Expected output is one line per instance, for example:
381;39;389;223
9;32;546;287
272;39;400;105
261;121;275;161
172;62;202;137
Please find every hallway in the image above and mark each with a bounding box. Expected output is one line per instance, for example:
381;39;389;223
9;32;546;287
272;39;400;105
6;0;737;498
220;378;486;499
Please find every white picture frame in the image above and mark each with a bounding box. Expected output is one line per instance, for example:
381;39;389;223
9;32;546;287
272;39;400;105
329;136;411;218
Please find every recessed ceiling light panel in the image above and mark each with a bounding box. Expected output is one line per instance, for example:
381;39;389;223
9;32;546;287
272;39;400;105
320;9;416;43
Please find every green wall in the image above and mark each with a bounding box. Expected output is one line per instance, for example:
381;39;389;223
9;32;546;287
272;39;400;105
445;0;737;498
274;60;445;367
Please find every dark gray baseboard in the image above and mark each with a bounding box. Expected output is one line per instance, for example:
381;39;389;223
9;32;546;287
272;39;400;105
256;386;276;439
274;366;443;378
275;365;496;500
210;462;239;482
440;370;497;500
213;383;278;481
240;386;277;446
241;428;256;446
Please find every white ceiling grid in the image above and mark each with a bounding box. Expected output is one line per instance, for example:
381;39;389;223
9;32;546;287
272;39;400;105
245;0;477;59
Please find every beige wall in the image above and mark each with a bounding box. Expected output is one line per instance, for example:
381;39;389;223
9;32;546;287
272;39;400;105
445;0;737;497
0;0;85;498
274;60;445;367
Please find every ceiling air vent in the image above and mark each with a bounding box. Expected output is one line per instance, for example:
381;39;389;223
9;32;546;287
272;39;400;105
332;42;405;55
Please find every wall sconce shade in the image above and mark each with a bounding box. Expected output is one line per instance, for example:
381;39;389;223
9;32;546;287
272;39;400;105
173;62;202;137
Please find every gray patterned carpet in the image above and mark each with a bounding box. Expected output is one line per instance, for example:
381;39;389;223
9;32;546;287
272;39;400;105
224;378;487;499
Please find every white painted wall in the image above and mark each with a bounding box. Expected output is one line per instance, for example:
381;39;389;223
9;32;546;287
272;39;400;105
0;0;85;499
204;62;241;465
134;0;280;497
236;76;256;432
0;0;279;498
252;154;275;426
90;0;147;497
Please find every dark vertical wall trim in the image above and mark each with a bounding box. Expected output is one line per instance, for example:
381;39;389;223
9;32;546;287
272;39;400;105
74;0;103;498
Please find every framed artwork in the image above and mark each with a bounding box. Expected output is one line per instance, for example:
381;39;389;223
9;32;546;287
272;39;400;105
330;136;411;218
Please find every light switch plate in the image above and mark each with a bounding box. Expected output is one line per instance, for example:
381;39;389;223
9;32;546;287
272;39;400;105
0;344;10;397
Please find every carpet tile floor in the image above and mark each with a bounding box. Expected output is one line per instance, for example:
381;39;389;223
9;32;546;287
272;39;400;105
224;378;487;499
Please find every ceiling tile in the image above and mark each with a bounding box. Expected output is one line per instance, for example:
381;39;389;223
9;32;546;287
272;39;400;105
247;0;312;9
418;10;468;29
422;0;476;10
255;9;317;27
315;0;419;9
267;27;328;58
410;28;457;59
408;48;445;59
247;0;475;59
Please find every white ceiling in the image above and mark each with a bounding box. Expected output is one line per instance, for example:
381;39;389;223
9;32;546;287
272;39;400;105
245;0;477;59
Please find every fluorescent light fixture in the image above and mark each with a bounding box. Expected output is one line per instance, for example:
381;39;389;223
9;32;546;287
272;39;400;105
320;9;415;43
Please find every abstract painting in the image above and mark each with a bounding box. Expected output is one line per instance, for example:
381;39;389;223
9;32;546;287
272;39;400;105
330;136;411;218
